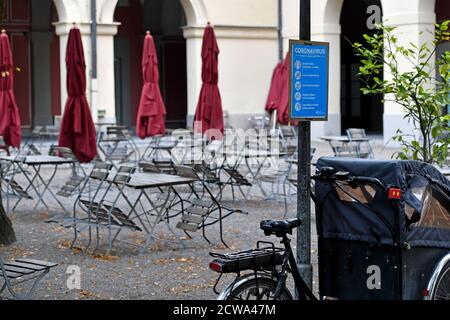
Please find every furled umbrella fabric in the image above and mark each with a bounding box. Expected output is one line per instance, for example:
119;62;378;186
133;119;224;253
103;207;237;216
58;27;97;163
194;23;224;137
265;61;283;114
277;55;290;125
0;30;21;148
277;53;298;126
136;31;166;139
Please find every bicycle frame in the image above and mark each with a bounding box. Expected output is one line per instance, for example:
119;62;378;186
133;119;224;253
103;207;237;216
276;234;317;300
210;167;402;300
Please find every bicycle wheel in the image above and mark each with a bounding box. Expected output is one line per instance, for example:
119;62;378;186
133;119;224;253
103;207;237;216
432;261;450;300
226;277;293;300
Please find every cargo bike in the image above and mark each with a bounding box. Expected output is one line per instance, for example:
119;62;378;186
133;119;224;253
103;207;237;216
209;158;450;300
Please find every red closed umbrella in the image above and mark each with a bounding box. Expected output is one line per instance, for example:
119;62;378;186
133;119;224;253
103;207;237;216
136;31;166;138
194;23;224;137
265;61;283;114
277;54;290;125
0;30;21;148
275;53;298;126
58;27;97;163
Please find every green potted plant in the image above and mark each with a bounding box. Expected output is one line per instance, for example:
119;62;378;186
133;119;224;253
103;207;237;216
353;21;450;165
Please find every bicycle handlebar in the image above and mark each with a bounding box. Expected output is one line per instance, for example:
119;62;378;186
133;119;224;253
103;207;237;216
312;167;386;190
348;176;386;190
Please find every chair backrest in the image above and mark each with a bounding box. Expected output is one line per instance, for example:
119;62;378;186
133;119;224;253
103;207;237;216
89;162;113;180
28;144;42;155
248;115;270;129
102;125;130;141
31;126;43;136
43;125;60;137
346;128;367;140
113;166;135;184
49;145;77;161
172;129;191;141
74;162;114;208
279;125;297;139
174;165;200;180
139;162;161;173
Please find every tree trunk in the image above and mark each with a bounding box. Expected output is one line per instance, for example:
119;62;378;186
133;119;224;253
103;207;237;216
0;193;16;245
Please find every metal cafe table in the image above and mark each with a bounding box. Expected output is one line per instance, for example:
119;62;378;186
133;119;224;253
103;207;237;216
0;154;74;213
320;135;371;158
221;148;287;198
108;171;198;253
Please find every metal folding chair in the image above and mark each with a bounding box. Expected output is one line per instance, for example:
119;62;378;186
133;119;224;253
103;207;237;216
174;165;244;248
74;165;141;253
49;146;88;198
248;115;270;130
346;128;374;158
0;255;57;300
53;162;113;251
254;158;295;217
0;136;9;155
97;126;140;168
0;152;34;213
277;125;297;156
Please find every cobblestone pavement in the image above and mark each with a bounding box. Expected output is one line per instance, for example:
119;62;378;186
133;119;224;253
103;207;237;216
0;139;400;299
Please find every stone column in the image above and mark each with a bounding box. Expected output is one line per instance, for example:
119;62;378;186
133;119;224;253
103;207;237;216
95;23;119;124
182;26;204;128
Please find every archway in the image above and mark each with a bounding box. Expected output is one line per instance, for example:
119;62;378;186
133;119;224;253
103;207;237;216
113;0;188;129
0;0;60;129
340;0;383;134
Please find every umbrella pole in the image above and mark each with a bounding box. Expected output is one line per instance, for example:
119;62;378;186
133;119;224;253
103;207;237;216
271;110;278;135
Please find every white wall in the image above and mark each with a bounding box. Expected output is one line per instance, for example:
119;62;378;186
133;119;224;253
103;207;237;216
282;0;342;139
183;0;278;128
53;0;119;123
282;0;299;53
311;0;343;139
205;0;277;27
381;0;436;145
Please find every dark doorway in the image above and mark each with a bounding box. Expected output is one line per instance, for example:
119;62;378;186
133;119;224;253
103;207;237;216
114;0;187;129
340;0;383;134
0;0;60;129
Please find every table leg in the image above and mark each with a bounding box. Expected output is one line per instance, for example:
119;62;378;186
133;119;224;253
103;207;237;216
31;164;69;214
11;164;49;212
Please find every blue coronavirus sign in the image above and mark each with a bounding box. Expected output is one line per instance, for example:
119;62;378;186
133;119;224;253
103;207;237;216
289;40;329;121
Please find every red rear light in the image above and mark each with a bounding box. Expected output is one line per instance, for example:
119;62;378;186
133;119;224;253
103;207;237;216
422;289;429;297
388;188;401;199
209;261;223;273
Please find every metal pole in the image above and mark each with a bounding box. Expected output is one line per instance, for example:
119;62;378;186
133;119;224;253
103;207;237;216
91;0;97;79
297;0;312;291
90;0;98;122
277;0;283;61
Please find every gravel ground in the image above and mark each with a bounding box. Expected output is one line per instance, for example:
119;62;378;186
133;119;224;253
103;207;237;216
0;139;400;300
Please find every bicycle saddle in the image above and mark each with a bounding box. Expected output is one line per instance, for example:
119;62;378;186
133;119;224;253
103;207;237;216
260;219;301;236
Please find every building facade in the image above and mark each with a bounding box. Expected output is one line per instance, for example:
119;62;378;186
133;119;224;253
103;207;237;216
1;0;449;143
